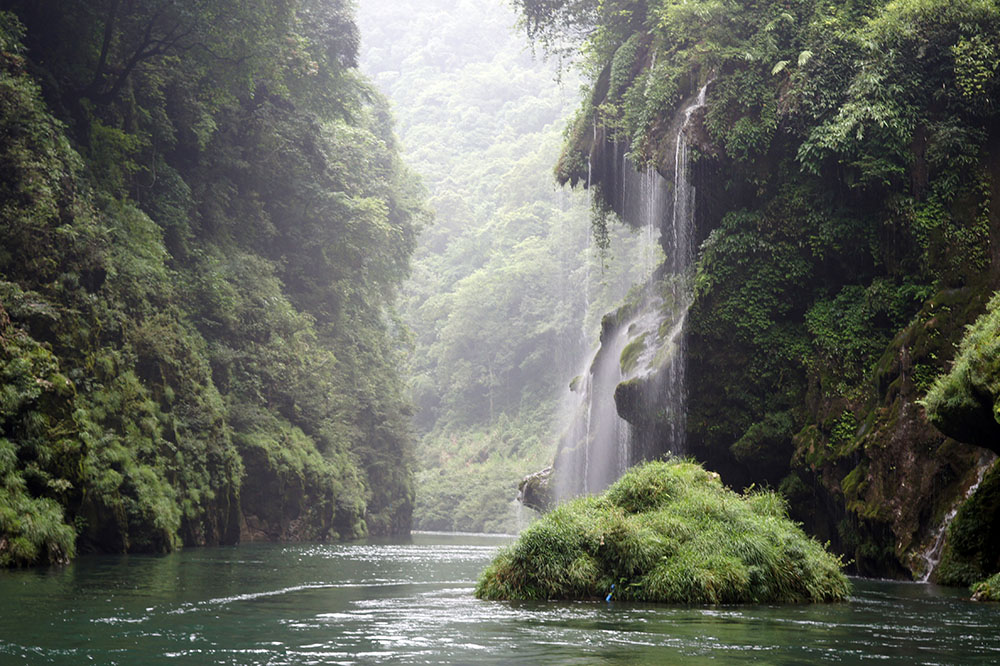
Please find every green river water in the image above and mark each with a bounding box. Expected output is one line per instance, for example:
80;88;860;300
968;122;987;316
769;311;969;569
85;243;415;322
0;532;998;664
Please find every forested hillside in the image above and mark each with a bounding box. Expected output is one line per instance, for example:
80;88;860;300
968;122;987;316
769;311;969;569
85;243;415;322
358;0;654;532
0;0;422;566
514;0;1000;582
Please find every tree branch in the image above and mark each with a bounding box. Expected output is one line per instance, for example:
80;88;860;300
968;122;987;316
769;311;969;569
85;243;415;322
90;7;197;105
85;0;121;97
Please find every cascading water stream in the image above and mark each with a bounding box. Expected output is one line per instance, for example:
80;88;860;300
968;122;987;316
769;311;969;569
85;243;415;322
916;453;997;582
548;83;710;503
654;81;709;454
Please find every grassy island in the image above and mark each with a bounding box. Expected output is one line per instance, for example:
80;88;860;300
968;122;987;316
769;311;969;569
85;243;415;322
476;461;850;604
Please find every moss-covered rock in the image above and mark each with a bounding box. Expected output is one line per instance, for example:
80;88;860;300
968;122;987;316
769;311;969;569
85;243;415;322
619;333;647;375
518;466;554;514
935;461;1000;586
794;287;987;578
477;460;849;604
971;571;1000;601
923;292;1000;452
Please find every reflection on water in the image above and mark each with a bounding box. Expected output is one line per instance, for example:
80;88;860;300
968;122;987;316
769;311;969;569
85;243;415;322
1;531;999;664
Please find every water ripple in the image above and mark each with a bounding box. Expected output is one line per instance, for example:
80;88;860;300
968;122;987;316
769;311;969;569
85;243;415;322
3;537;1000;664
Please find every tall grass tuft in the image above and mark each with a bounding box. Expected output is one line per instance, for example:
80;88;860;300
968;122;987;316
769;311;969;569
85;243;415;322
971;571;1000;601
476;460;850;604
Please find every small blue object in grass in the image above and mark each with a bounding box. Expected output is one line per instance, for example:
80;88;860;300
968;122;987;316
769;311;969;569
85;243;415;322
606;584;615;602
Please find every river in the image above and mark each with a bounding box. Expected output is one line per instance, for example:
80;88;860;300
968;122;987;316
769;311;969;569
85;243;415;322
1;532;998;664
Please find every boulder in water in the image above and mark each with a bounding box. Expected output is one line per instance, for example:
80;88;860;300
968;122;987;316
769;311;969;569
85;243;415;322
518;466;554;513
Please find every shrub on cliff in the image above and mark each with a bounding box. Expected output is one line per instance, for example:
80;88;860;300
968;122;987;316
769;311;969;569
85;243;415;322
476;460;849;604
923;292;1000;451
972;571;1000;601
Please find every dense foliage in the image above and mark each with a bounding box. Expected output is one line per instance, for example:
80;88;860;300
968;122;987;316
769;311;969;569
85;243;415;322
923;292;1000;448
517;0;1000;579
476;459;849;603
0;1;422;565
358;0;652;532
972;571;1000;601
931;458;1000;585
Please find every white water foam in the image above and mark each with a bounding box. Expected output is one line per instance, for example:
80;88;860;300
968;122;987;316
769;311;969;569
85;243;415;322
552;83;710;500
917;453;997;582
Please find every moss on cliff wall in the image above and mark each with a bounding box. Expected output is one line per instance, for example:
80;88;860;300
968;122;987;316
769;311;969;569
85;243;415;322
921;295;1000;585
924;292;1000;449
0;4;422;566
935;461;1000;585
517;0;1000;578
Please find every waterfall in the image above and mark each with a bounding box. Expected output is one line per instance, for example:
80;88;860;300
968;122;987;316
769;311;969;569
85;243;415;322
657;82;709;453
512;499;528;534
916;453;997;582
548;84;710;502
669;83;707;274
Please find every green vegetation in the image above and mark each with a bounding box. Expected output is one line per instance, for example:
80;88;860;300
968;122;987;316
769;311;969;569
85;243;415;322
0;1;422;565
934;462;1000;586
476;460;849;603
923;293;1000;449
620;333;648;375
923;297;1000;587
972;571;1000;601
2;0;996;584
358;0;653;532
514;0;1000;576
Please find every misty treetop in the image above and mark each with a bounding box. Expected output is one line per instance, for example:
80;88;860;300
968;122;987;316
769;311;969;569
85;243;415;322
359;0;663;534
0;0;425;565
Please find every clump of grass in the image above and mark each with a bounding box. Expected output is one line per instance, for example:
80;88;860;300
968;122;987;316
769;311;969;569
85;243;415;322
971;572;1000;601
619;333;648;375
0;464;76;567
476;460;850;604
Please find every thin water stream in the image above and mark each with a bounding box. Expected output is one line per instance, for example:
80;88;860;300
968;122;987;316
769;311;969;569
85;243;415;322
2;533;999;665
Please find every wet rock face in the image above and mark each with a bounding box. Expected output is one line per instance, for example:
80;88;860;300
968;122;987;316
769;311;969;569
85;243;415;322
548;12;1000;582
518;466;554;513
936;461;1000;586
923;293;1000;455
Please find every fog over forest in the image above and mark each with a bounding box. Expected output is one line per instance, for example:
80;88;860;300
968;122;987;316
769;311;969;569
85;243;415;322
1;0;1000;661
358;0;656;533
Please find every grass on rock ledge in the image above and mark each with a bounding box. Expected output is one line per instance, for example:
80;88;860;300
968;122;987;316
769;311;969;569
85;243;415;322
476;460;850;604
972;572;1000;601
